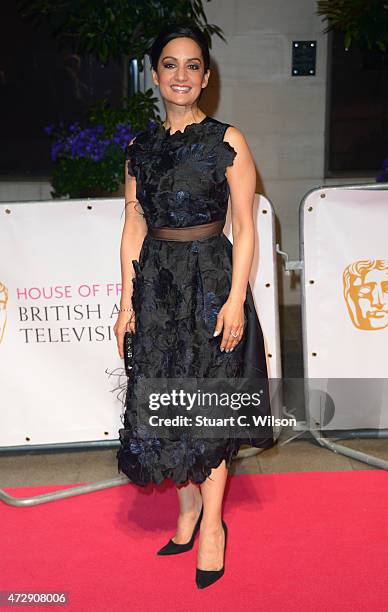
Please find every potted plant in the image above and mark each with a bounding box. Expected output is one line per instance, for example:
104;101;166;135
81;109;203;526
317;0;388;179
17;0;225;197
316;0;388;51
17;0;225;66
44;90;160;198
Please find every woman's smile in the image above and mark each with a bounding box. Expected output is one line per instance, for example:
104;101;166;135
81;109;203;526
171;84;192;93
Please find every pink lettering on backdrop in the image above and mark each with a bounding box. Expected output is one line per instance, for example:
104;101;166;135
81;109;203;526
16;283;122;300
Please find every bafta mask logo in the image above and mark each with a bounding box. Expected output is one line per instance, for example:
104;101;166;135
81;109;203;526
343;259;388;330
0;282;8;343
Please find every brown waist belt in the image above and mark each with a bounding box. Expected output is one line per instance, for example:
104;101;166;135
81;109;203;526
148;219;225;241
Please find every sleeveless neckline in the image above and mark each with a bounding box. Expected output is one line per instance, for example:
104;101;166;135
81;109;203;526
161;115;210;138
126;116;237;207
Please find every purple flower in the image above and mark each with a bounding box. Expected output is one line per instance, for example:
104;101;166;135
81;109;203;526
51;141;63;162
44;120;135;162
377;157;388;183
44;124;55;136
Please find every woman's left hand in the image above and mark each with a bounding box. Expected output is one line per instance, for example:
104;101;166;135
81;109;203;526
213;297;246;352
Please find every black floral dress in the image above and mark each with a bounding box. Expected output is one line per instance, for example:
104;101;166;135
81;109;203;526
116;115;275;487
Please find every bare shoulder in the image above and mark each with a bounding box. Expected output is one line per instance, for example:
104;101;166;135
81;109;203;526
223;126;253;165
223;125;249;152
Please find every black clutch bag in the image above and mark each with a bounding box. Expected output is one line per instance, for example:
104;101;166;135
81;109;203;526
123;330;134;377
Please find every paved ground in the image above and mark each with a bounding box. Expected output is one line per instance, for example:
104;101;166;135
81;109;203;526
1;306;387;488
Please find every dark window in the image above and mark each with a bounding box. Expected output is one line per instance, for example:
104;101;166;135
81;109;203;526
325;30;388;177
0;4;123;178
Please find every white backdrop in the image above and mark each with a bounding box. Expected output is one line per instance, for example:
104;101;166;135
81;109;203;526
301;185;388;431
0;196;281;447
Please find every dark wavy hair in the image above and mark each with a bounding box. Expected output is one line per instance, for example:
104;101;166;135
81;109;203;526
149;23;210;73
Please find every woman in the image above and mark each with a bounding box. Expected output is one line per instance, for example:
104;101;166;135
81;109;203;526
114;24;275;589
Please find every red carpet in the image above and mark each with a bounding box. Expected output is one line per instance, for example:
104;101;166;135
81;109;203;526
1;470;387;611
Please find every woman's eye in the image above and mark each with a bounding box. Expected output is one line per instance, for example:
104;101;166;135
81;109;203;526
163;63;199;70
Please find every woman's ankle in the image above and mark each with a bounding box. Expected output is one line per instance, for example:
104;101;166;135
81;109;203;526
199;517;223;533
179;499;202;518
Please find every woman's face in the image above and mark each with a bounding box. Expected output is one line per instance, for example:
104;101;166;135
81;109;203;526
151;36;210;108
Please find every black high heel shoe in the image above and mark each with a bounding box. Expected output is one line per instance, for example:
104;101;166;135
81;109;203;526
196;520;227;589
157;505;203;556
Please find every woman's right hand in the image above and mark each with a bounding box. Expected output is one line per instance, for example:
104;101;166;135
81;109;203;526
114;310;136;359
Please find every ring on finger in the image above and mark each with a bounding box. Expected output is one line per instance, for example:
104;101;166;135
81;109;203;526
230;330;239;338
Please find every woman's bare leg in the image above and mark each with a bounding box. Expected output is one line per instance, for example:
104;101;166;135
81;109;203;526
172;482;203;544
197;460;228;570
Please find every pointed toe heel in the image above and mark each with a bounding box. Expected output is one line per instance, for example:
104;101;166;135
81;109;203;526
157;506;203;556
196;520;227;589
196;566;225;589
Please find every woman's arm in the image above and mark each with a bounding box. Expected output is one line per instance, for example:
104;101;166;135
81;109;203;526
225;126;256;303
213;126;257;352
119;143;148;309
113;140;148;358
